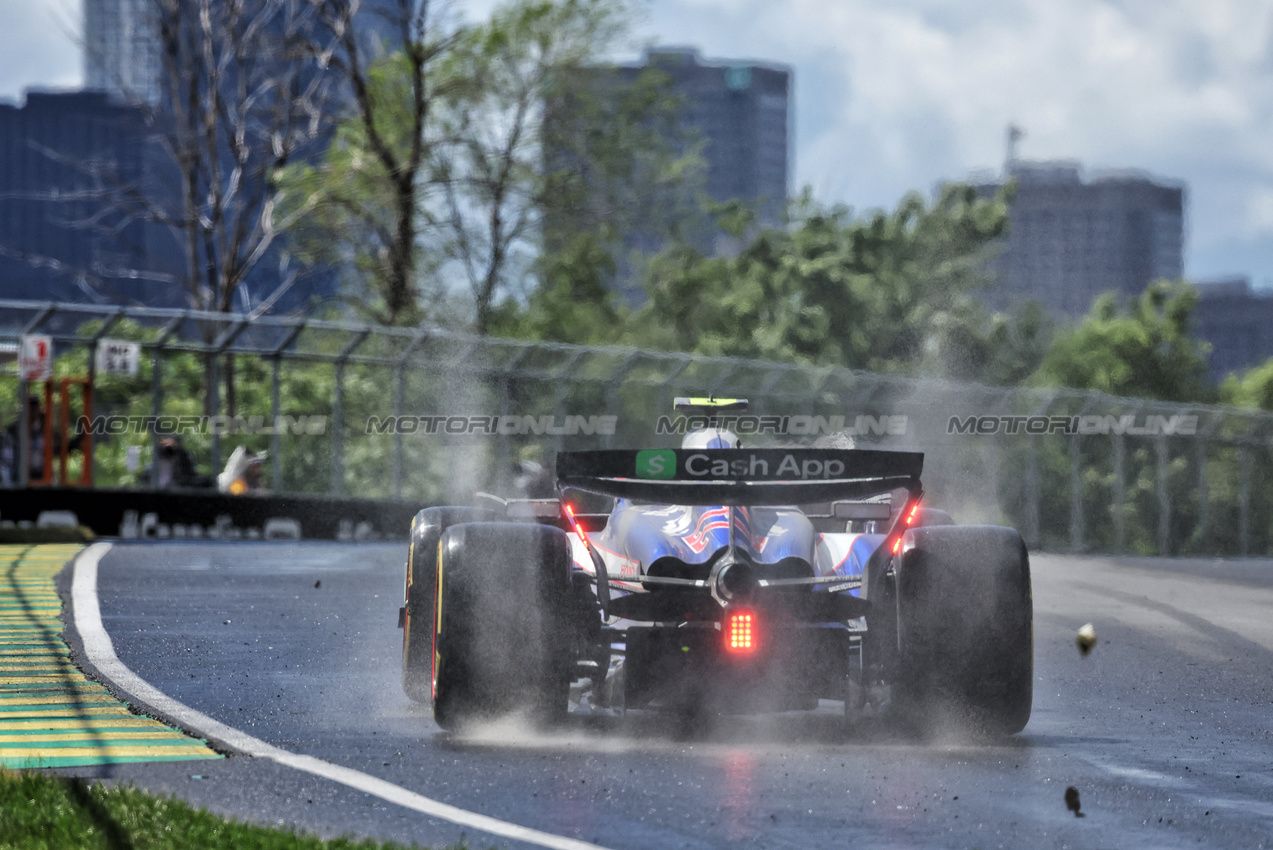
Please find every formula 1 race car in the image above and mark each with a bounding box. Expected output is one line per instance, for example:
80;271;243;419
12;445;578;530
398;399;1033;735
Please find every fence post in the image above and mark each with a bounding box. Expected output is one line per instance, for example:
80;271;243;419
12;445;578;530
1113;434;1126;554
16;304;57;487
603;353;642;449
656;356;692;433
208;354;221;474
150;353;163;488
268;316;308;494
1238;445;1251;556
270;358;282;491
147;311;186;489
208;317;251;478
393;362;405;499
1025;439;1040;548
389;331;427;501
1156;436;1170;556
553;350;588;453
1195;437;1209;555
332;361;344;497
330;328;371;498
1068;435;1083;553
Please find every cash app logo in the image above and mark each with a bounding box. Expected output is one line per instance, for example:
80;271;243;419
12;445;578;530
635;449;676;479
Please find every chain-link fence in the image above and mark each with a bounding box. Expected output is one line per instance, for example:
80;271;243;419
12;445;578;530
2;298;1271;556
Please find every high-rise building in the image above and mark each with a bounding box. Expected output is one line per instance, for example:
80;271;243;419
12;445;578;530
628;48;790;227
0;92;177;304
618;48;790;233
84;0;162;104
1191;277;1273;380
84;0;401;106
976;162;1184;316
3;0;405;310
552;47;789;301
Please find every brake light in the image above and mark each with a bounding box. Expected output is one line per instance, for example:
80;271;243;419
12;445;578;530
564;504;584;536
891;500;922;554
725;611;756;654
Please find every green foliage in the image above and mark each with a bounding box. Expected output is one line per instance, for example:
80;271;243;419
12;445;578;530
1031;280;1213;402
921;299;1052;386
488;233;630;344
0;768;448;850
1219;357;1273;410
623;184;1023;379
281;0;694;334
280;50;436;326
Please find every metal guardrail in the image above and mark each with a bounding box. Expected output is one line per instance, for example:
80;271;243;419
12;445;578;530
1;298;1271;556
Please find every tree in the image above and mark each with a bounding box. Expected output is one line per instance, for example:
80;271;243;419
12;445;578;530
487;231;629;344
1219;357;1273;410
101;0;345;314
922;299;1053;386
44;0;356;425
1030;280;1213;402
286;0;697;330
442;0;705;335
630;184;1016;374
286;0;465;326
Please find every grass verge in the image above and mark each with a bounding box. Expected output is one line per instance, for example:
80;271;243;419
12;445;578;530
0;768;469;850
0;526;95;544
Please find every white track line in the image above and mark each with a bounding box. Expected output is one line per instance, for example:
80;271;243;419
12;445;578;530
71;542;611;850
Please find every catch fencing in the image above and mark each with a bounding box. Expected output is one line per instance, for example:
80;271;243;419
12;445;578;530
2;298;1271;557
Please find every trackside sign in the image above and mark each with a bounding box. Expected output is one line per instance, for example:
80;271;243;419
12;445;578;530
19;335;52;381
677;452;846;480
559;449;924;484
635;449;676;479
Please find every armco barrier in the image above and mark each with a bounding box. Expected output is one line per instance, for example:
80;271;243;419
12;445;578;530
2;488;419;541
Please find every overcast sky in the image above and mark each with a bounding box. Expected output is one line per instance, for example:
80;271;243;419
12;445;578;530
3;0;1272;289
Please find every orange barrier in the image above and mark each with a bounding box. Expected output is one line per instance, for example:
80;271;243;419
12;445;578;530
29;377;93;488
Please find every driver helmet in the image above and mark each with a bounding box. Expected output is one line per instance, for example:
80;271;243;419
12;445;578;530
681;428;741;450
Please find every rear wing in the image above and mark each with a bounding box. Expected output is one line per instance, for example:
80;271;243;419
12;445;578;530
555;448;923;506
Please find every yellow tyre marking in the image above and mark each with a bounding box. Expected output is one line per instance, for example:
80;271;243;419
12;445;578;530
0;545;220;766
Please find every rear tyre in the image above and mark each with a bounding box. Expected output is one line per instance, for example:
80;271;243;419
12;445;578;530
432;522;574;730
402;507;495;703
893;525;1032;736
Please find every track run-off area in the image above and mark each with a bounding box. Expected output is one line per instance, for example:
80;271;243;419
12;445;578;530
0;545;219;769
22;541;1273;848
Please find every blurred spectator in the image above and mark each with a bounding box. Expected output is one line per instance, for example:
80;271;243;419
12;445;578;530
148;436;211;489
512;458;556;499
4;396;46;484
0;422;12;487
218;446;267;494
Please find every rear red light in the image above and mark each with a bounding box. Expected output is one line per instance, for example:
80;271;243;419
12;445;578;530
565;504;585;538
725;611;757;653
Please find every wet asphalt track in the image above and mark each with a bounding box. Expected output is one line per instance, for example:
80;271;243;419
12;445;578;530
55;542;1273;849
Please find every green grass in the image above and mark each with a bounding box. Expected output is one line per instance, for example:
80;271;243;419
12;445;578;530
0;526;95;544
0;768;468;850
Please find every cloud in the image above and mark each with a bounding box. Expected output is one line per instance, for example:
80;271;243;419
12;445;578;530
2;0;1270;282
643;0;1273;281
0;0;81;102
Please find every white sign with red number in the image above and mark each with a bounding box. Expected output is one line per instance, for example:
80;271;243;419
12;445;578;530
18;334;52;381
95;338;141;376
